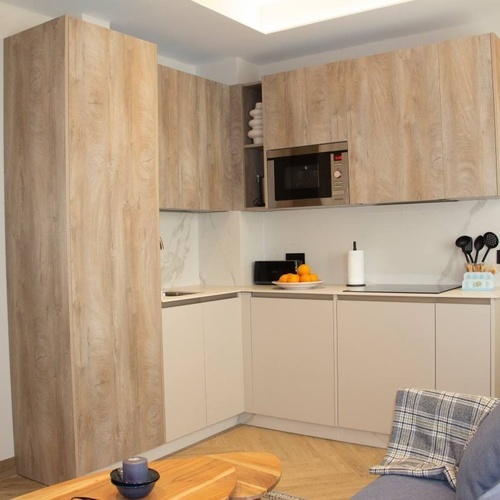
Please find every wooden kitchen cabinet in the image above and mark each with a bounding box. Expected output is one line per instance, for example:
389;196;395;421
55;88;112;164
346;33;500;205
346;44;444;204
439;34;500;199
250;295;335;426
262;62;347;150
337;297;435;435
163;296;243;441
4;17;163;484
158;66;234;211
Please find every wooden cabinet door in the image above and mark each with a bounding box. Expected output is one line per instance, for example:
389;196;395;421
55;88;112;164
204;298;244;425
346;45;443;204
68;18;163;475
250;296;335;425
5;16;163;484
436;301;491;396
158;66;231;211
262;62;347;150
337;298;435;434
158;67;196;210
162;305;206;441
439;34;498;198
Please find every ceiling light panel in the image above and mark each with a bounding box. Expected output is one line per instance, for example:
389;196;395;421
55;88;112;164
191;0;414;33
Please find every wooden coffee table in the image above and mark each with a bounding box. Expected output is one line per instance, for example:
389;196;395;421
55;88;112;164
208;452;281;500
15;451;281;500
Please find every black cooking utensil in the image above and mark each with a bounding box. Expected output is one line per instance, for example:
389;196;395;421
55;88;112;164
481;232;499;263
456;235;473;264
464;237;474;264
473;235;485;264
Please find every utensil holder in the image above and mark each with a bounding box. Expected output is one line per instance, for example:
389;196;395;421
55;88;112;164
462;272;495;291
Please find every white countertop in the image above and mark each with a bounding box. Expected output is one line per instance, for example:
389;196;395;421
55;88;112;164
161;283;500;305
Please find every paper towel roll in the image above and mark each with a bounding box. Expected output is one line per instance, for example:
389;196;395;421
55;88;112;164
347;250;365;286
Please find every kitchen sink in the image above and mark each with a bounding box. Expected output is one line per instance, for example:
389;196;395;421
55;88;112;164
162;291;198;297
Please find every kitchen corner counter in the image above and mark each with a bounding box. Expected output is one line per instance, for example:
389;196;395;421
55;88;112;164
161;284;500;307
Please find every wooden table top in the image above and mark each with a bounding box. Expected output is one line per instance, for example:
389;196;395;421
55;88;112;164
15;452;281;500
207;452;281;500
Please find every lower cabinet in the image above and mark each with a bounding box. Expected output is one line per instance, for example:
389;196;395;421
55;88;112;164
162;297;243;441
162;293;497;444
337;297;497;435
436;300;492;396
204;298;245;426
250;295;335;426
337;298;435;435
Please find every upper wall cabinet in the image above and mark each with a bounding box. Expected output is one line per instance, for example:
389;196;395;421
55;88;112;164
346;44;444;205
439;34;499;199
346;34;500;205
262;62;347;150
158;66;235;211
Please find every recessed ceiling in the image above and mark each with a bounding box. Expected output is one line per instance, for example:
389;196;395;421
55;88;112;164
191;0;414;34
2;0;500;66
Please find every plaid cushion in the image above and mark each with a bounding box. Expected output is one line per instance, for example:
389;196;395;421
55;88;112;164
370;388;499;489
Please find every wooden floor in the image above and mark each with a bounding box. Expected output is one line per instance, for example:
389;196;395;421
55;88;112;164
0;425;386;500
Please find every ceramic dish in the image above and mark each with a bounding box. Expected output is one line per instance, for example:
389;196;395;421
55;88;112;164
110;468;160;499
272;280;325;290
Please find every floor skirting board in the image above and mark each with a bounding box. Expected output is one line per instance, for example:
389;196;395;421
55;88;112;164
241;413;389;449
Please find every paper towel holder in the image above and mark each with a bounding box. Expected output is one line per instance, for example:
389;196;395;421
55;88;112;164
346;241;366;287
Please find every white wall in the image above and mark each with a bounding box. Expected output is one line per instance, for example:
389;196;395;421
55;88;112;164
160;200;500;290
262;199;500;286
0;2;51;461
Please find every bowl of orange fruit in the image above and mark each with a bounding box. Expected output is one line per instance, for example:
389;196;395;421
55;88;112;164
272;264;324;290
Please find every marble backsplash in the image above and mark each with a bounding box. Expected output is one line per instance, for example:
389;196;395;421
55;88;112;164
159;198;500;289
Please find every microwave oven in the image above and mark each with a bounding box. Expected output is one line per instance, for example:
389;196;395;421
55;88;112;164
266;141;349;209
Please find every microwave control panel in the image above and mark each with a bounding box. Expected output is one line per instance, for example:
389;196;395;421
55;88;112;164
331;152;349;205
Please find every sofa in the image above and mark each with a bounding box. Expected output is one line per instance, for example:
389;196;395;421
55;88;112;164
352;388;500;500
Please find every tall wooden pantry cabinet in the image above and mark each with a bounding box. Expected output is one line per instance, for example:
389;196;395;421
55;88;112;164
4;16;164;484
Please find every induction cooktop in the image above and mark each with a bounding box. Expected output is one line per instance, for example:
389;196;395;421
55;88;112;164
344;284;461;294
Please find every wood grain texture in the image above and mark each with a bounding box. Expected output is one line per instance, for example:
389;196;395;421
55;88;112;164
346;44;443;204
4;16;76;484
68;17;163;475
171;425;386;500
207;452;281;500
158;65;181;208
262;62;347;150
493;35;500;196
229;84;245;210
158;66;233;211
7;425;386;500
15;456;238;500
15;453;280;500
440;34;497;198
5;16;163;485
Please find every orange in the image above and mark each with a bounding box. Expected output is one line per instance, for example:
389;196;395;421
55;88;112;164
297;264;311;276
299;274;312;282
287;274;300;283
309;273;319;282
278;274;288;282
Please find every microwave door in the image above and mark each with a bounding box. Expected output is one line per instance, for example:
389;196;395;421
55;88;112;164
266;142;349;208
270;155;330;208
